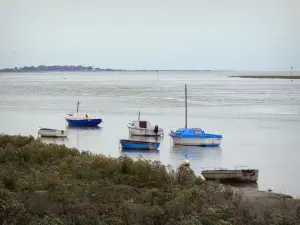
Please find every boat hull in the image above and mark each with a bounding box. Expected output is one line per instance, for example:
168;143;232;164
128;127;164;136
66;118;102;126
38;129;68;138
170;136;222;146
120;139;160;150
201;169;259;182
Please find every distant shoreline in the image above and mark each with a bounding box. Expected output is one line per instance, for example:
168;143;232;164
231;75;300;79
0;65;234;72
0;69;231;73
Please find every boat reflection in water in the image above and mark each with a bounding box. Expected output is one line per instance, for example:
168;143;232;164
67;124;103;151
120;147;160;161
170;145;223;175
66;125;102;131
39;136;69;145
39;124;103;150
121;149;159;154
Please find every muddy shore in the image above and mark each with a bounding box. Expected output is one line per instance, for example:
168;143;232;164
231;75;300;79
230;186;300;217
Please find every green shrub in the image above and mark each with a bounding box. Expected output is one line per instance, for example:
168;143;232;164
0;134;299;225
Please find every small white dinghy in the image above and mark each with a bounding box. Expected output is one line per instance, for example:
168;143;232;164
38;127;68;138
127;111;164;136
201;166;259;183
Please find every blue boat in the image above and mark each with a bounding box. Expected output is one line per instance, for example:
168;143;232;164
65;101;103;127
169;128;222;146
169;84;223;146
120;139;160;150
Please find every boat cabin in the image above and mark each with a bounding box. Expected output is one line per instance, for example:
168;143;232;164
174;128;204;136
139;120;147;128
129;120;151;129
171;128;222;139
67;112;90;119
75;112;89;118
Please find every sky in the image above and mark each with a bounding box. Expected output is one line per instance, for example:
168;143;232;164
0;0;299;71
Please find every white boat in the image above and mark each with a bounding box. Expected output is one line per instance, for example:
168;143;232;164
38;127;68;138
127;111;164;136
169;84;222;146
201;166;259;183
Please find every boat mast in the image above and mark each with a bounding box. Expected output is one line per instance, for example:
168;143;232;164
185;84;187;128
77;101;80;113
138;110;140;121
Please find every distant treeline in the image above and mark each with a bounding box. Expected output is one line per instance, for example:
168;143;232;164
0;65;124;72
0;66;222;73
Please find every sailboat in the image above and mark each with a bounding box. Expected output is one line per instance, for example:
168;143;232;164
169;84;222;146
65;101;103;126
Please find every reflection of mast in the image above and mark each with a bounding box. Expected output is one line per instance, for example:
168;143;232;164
77;101;80;113
76;129;79;149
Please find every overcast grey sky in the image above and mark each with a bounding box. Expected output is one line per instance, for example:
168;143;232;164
0;0;299;70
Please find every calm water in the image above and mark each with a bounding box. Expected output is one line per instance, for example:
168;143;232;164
0;71;299;196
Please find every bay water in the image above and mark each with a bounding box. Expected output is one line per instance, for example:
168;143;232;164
0;71;299;196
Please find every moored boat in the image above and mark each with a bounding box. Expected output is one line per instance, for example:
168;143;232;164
201;166;259;183
120;139;160;150
127;111;163;136
65;101;102;126
38;127;68;138
169;84;222;146
169;128;222;146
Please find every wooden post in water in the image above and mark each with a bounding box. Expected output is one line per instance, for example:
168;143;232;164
77;101;80;113
185;84;187;129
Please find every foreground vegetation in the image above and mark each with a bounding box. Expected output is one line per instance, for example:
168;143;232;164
0;134;299;225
